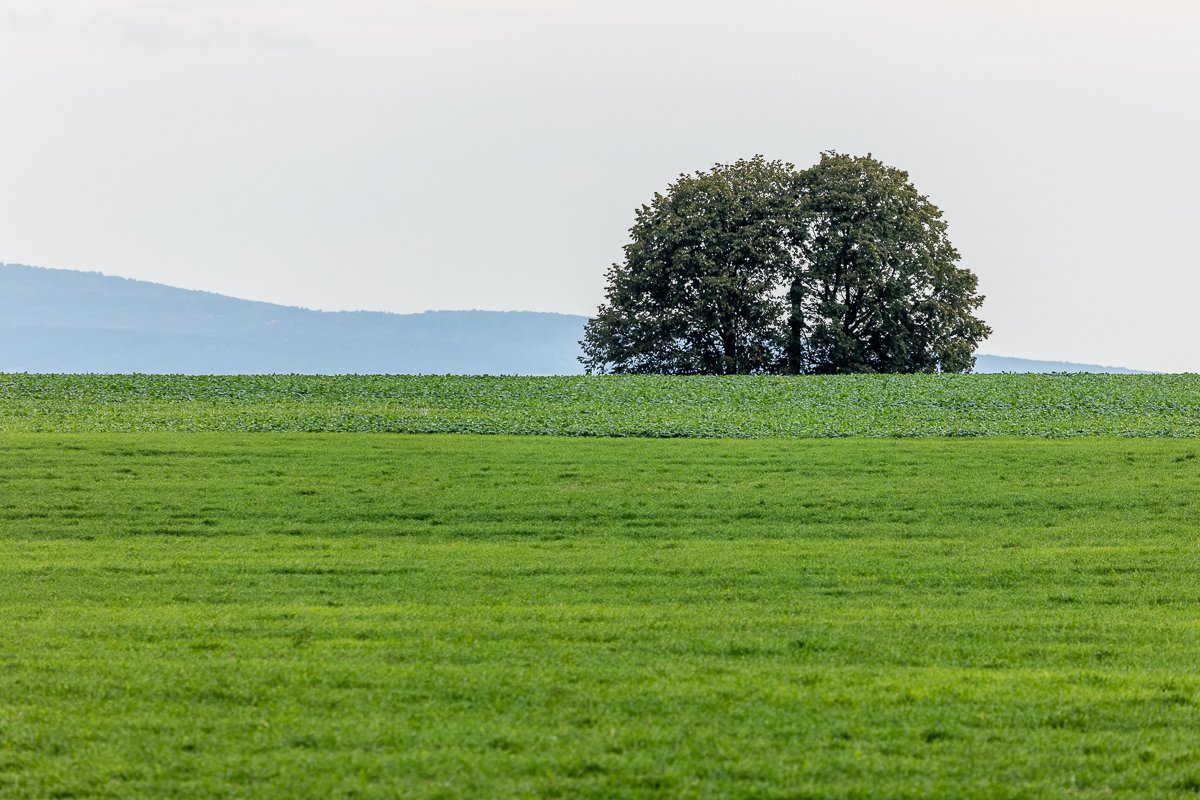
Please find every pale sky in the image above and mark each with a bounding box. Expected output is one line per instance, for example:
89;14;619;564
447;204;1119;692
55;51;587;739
2;0;1198;371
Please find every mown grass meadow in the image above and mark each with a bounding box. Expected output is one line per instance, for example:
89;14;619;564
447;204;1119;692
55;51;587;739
2;432;1200;798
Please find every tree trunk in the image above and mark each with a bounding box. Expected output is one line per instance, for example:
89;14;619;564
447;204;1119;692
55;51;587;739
786;278;805;373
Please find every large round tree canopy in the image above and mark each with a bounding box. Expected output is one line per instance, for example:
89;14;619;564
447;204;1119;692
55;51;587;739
581;153;990;375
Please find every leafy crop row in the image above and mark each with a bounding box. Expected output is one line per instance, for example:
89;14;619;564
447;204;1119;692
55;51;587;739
1;373;1198;437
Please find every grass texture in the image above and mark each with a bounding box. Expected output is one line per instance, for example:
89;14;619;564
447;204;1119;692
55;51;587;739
2;433;1200;798
2;373;1200;436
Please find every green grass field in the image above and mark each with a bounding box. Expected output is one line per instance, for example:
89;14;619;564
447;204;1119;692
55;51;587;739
2;373;1199;436
3;432;1200;798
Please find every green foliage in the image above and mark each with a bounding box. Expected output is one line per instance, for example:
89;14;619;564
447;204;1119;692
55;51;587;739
582;153;990;374
581;157;801;374
2;373;1200;437
3;433;1200;797
790;152;991;374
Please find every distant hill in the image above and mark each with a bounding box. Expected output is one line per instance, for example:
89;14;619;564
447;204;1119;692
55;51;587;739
972;355;1146;374
0;264;587;374
0;263;1147;375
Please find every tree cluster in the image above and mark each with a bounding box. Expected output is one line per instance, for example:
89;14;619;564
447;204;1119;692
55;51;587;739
580;153;991;375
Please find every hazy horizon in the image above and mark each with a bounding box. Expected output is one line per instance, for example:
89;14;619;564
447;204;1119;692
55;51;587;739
2;1;1198;370
0;261;1154;373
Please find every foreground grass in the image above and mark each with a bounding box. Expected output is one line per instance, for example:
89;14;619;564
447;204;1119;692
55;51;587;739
2;373;1200;436
2;434;1200;798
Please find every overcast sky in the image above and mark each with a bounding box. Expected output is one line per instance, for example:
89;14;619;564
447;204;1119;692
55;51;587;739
2;0;1197;370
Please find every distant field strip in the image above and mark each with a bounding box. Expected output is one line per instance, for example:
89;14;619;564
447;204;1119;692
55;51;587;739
2;373;1199;436
3;434;1200;798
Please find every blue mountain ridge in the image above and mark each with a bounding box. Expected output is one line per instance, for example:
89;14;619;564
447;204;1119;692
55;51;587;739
0;263;1145;375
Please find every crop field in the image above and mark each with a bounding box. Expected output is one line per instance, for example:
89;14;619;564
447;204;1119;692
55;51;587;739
2;373;1200;436
2;432;1200;798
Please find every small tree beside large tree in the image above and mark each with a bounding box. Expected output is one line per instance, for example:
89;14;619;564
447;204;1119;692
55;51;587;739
581;152;990;375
